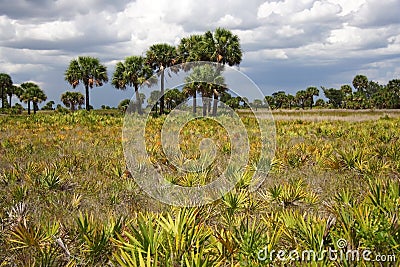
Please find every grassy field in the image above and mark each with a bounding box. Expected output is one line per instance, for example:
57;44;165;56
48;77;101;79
0;110;399;266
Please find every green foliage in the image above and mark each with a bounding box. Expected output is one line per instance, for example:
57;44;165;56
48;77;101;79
64;56;108;111
61;91;84;111
0;73;13;109
20;82;47;114
1;111;400;266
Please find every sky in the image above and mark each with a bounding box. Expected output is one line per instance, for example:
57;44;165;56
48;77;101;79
1;0;400;108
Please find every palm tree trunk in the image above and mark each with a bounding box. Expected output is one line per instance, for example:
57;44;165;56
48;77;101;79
193;94;197;115
9;94;12;107
160;66;165;115
202;97;207;116
33;102;37;114
135;85;142;114
85;84;90;111
27;100;31;115
212;89;219;116
1;87;4;108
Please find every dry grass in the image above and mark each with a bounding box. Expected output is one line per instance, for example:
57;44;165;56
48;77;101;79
240;108;400;122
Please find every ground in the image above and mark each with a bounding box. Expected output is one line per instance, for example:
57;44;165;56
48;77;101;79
0;109;398;266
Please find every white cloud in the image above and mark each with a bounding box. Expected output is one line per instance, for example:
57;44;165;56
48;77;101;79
0;0;400;107
247;49;288;60
257;0;314;18
216;14;242;28
327;24;393;50
350;0;400;27
291;1;342;23
15;20;80;41
329;0;366;16
277;25;304;37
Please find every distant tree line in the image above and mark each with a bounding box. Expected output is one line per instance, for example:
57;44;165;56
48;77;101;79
259;74;400;110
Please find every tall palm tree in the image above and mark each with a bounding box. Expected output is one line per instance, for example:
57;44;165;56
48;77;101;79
20;82;47;114
112;56;152;114
177;34;208;66
178;34;208;115
203;28;243;66
64;56;108;111
0;73;13;109
146;44;177;115
306;86;319;109
61;91;85;111
203;28;242;115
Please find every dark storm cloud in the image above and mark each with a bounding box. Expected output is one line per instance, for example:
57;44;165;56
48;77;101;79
1;0;400;108
0;0;131;21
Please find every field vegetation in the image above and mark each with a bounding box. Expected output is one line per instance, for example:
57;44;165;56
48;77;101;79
0;110;399;266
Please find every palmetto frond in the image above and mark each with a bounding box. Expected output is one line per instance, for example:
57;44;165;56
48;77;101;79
112;56;152;90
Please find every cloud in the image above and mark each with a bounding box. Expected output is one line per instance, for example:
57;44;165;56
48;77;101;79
216;14;243;28
0;0;399;108
350;0;400;27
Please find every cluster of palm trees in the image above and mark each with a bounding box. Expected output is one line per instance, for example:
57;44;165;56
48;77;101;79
64;28;242;114
263;75;400;110
0;73;47;114
264;86;319;110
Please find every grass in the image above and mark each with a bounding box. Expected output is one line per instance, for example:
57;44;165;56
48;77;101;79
241;108;400;121
0;109;399;266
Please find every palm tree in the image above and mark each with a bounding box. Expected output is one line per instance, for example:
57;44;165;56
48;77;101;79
265;95;275;109
164;88;185;110
178;34;209;115
203;28;242;66
185;65;225;116
64;56;108;111
252;99;263;111
203;28;242;115
0;73;13;109
20;82;47;114
177;34;208;66
306;86;319;109
272;91;287;108
7;85;22;107
182;82;199;115
295;90;308;109
61;91;85;111
287;94;295;109
352;75;368;94
340;85;353;109
112;56;152;114
146;44;178;115
147;90;161;113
